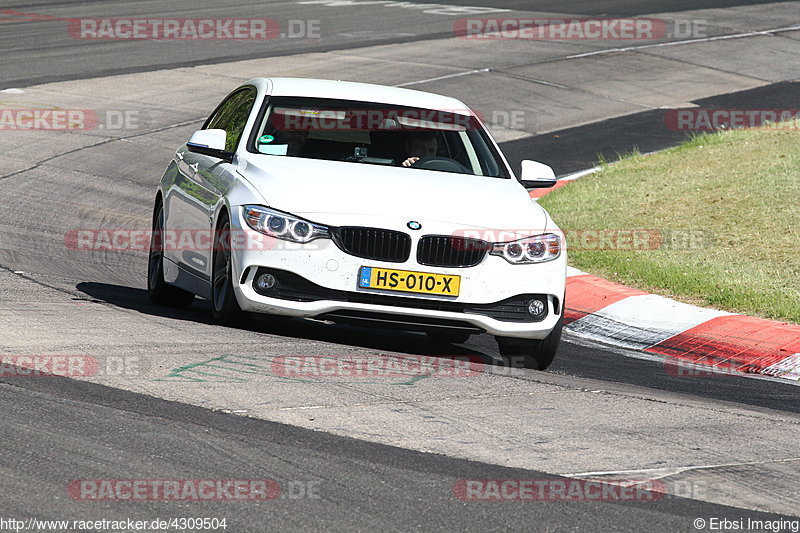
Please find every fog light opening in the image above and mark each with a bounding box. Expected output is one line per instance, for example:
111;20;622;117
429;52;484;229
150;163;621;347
256;273;277;291
527;298;546;317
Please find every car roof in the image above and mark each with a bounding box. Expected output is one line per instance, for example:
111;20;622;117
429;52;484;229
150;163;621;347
249;77;472;114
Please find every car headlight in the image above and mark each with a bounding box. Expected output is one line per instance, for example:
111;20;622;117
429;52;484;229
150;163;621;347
490;233;561;264
243;205;330;243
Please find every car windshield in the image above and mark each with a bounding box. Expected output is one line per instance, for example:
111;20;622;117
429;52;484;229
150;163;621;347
250;97;509;178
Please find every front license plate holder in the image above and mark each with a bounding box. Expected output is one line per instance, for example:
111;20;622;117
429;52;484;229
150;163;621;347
358;266;460;297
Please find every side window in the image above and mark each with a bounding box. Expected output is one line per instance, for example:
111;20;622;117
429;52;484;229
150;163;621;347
204;88;257;152
205;92;242;130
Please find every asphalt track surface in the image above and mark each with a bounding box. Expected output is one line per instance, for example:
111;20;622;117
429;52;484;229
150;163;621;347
2;1;800;531
65;282;800;416
0;0;794;86
0;373;791;532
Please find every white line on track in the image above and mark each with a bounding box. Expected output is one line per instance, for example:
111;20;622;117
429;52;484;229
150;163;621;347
564;24;800;59
559;166;600;180
397;23;800;89
564;457;800;480
397;68;489;87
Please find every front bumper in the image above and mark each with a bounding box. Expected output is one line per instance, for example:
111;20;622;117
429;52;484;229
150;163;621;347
229;207;566;339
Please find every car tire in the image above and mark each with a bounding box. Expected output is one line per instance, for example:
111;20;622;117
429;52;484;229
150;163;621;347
211;212;247;326
426;330;472;344
495;314;563;370
147;200;195;308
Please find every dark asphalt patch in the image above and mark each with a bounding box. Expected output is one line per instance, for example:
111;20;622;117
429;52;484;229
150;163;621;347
499;81;800;175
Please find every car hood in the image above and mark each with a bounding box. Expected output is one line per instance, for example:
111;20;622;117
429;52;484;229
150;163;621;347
237;154;548;232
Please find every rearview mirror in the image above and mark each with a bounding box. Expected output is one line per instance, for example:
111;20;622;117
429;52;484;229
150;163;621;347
186;129;233;162
519;160;557;189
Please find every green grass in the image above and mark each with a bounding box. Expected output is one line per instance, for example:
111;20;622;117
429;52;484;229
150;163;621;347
539;124;800;323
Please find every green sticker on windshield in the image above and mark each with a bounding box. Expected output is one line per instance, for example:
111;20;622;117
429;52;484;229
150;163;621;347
259;134;275;144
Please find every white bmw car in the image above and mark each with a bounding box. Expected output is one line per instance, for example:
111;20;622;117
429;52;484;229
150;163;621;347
148;78;566;369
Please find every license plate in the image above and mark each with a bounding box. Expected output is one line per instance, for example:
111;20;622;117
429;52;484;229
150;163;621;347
358;266;460;296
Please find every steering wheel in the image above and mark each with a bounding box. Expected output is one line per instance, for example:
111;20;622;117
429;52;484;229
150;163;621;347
411;156;471;174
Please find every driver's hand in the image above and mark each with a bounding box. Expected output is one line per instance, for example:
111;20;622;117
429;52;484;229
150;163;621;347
402;157;420;167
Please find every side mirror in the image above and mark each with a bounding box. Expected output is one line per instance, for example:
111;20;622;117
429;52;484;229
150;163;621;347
519;160;557;189
186;129;233;162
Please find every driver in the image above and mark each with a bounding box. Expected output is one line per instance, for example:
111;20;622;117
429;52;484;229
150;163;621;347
401;131;438;167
